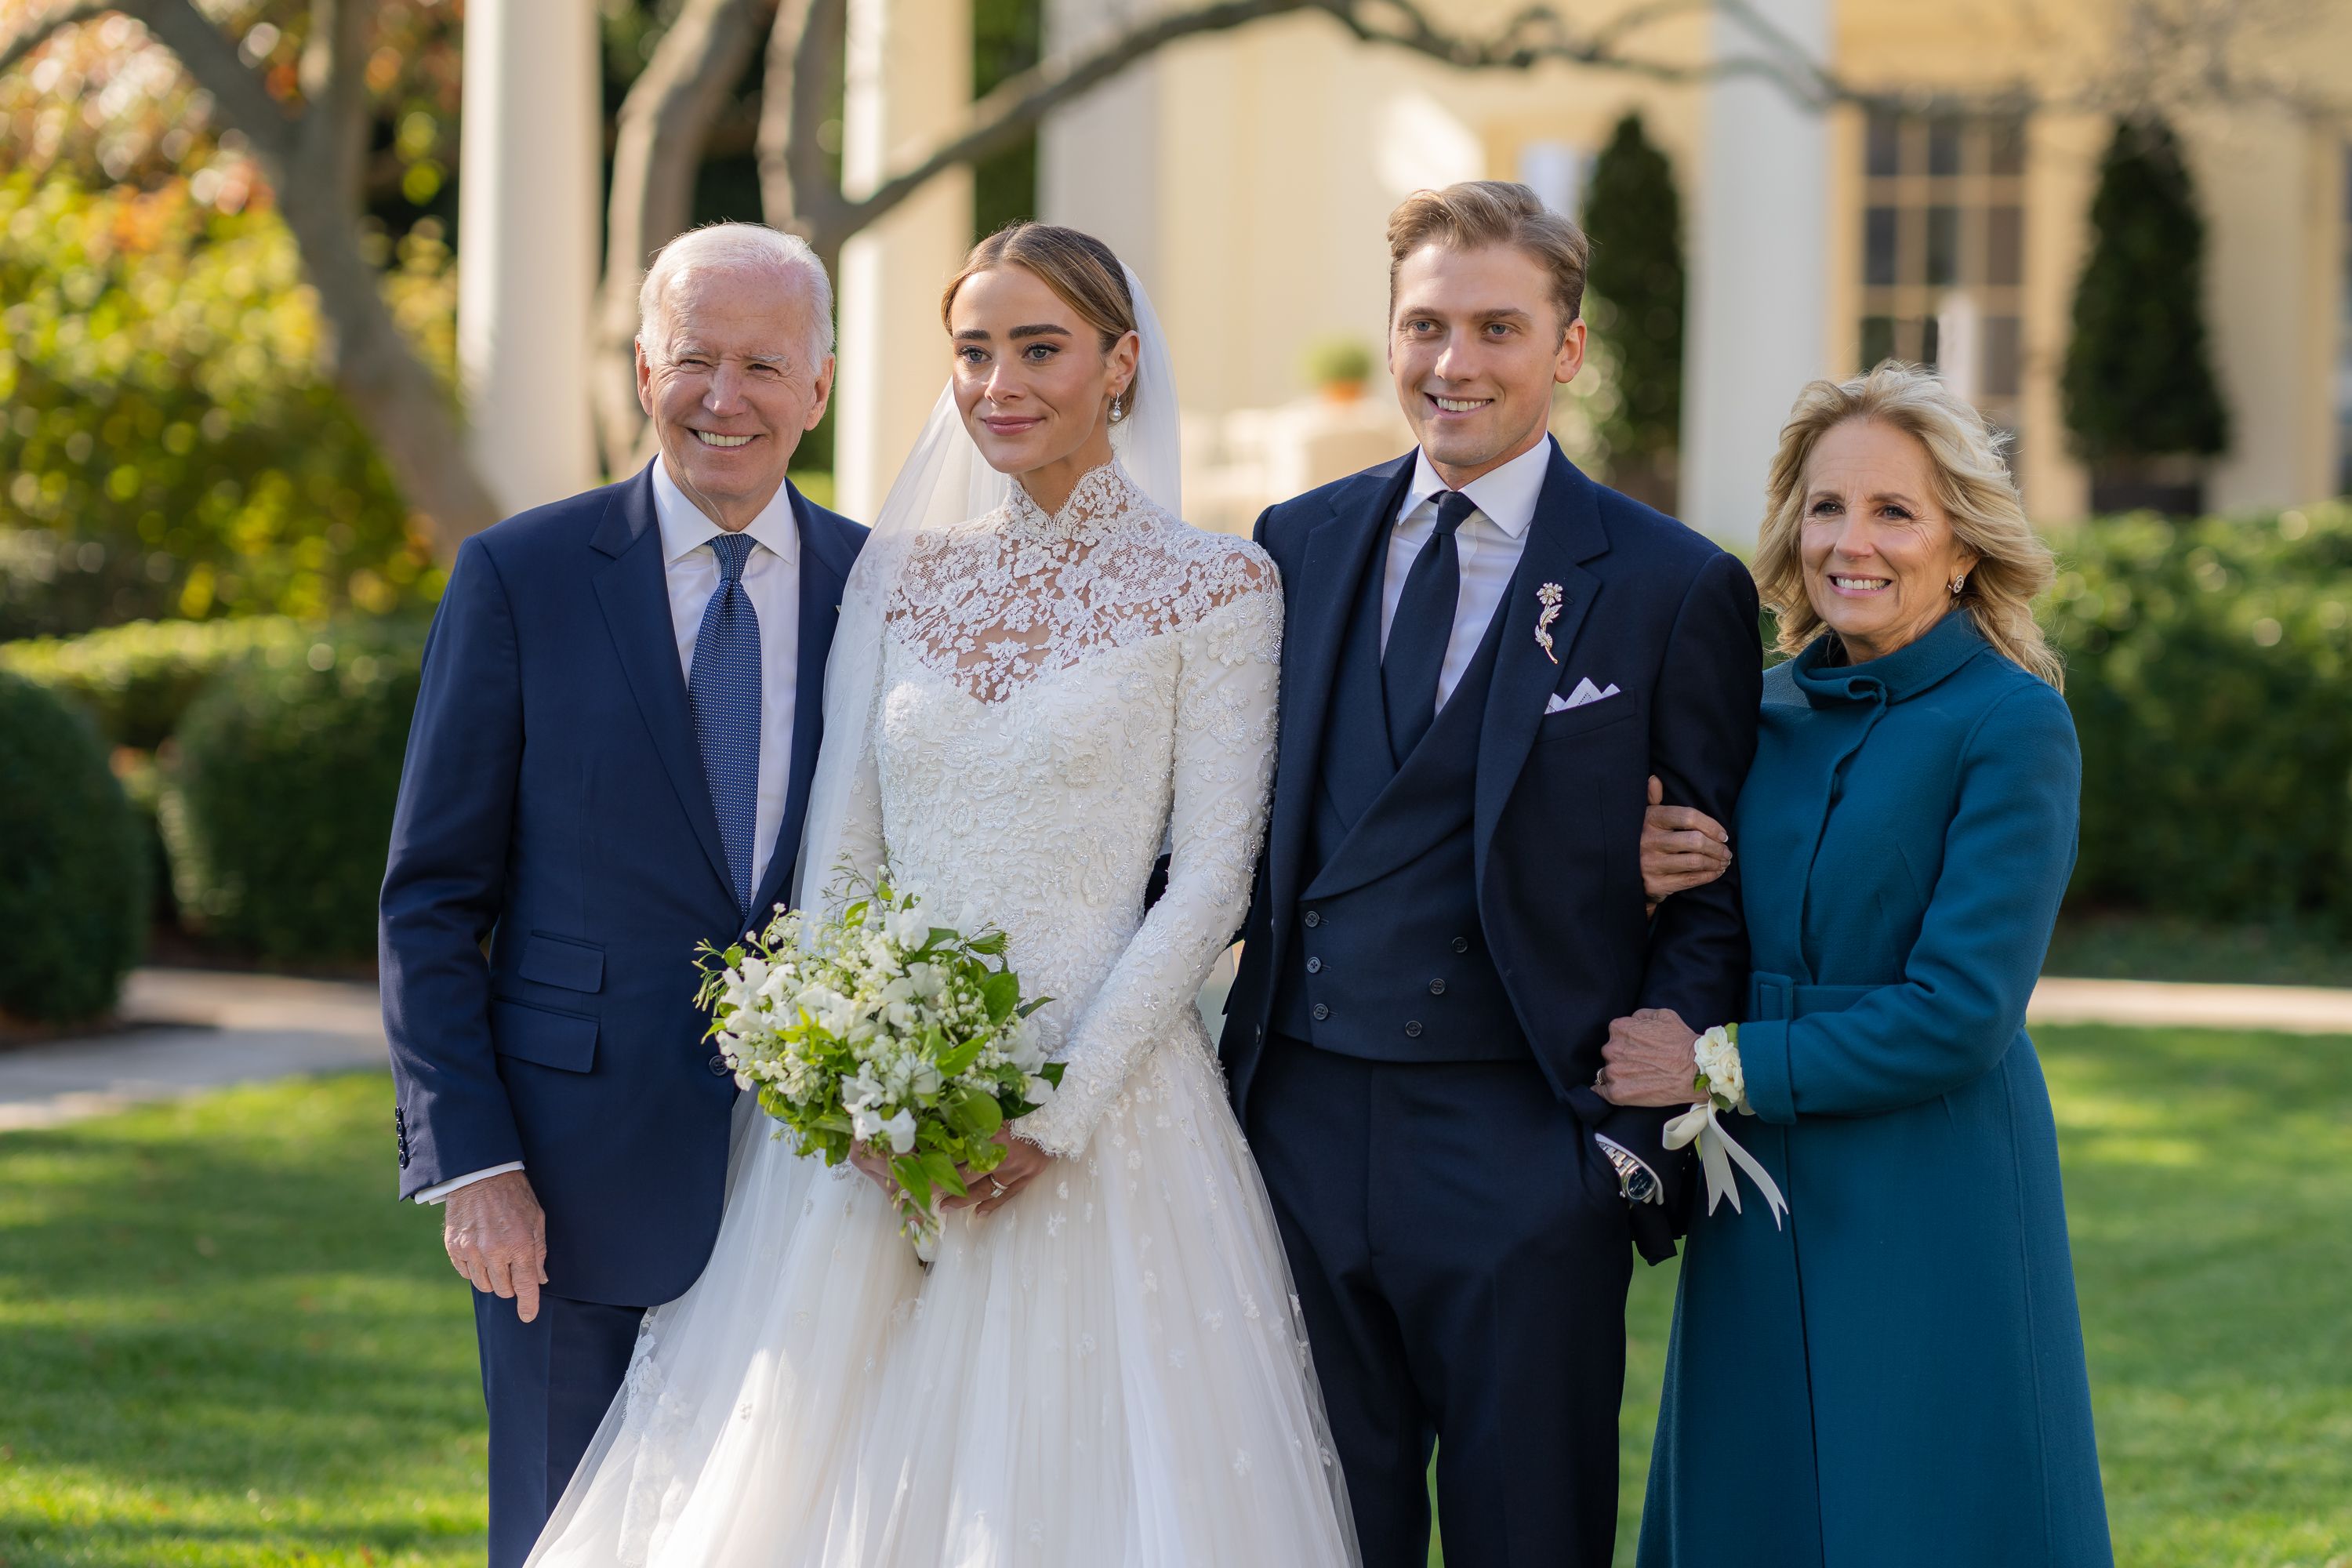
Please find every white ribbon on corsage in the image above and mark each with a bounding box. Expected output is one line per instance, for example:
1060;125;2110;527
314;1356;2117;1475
1663;1098;1788;1228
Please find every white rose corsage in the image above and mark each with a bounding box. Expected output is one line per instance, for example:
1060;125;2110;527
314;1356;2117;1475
1662;1024;1788;1227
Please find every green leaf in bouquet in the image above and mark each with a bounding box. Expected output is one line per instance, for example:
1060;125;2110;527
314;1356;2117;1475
1016;996;1053;1018
963;1138;1007;1175
944;1088;1004;1139
1039;1062;1065;1087
935;1035;986;1080
965;931;1008;956
891;1154;932;1212
979;969;1020;1025
919;1149;967;1200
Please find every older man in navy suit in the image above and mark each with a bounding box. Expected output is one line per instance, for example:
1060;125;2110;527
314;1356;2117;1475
1221;183;1761;1568
380;223;864;1568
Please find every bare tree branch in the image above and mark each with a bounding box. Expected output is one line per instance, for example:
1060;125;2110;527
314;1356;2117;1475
594;0;770;473
757;0;850;249
0;0;111;78
292;0;379;203
120;0;301;171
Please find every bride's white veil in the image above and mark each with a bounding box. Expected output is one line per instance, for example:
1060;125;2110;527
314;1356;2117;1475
789;263;1181;914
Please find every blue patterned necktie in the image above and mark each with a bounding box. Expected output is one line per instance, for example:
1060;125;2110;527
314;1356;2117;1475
1381;489;1475;760
688;530;760;914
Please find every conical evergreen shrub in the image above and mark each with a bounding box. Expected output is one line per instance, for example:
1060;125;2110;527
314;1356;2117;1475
1582;113;1686;489
2060;118;2230;470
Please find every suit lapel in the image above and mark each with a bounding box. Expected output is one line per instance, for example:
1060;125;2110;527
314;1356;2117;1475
1472;446;1610;884
590;464;735;907
748;483;855;920
1267;458;1416;927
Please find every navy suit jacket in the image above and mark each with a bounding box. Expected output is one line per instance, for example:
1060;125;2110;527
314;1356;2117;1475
1221;443;1759;1261
380;464;865;1305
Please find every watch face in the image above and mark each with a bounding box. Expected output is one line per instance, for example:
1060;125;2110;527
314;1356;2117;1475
1626;1169;1660;1204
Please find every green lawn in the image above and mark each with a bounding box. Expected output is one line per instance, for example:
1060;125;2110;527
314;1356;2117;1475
4;1025;2349;1567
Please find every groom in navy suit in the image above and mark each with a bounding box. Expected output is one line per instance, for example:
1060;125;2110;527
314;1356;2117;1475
380;224;864;1568
1222;183;1760;1566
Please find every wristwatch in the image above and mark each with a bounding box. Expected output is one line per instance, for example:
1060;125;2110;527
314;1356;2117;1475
1595;1134;1663;1206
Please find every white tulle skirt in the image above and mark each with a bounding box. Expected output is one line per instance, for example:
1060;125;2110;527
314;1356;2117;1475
524;1027;1359;1568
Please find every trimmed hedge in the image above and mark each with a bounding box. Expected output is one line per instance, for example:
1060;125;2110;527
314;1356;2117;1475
2050;502;2352;927
0;671;149;1022
160;625;424;964
0;617;311;750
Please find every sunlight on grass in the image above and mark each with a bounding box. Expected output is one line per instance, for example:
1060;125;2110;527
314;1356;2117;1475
3;1025;2348;1566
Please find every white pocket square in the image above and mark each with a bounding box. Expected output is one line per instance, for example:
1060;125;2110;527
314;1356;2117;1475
1546;678;1621;714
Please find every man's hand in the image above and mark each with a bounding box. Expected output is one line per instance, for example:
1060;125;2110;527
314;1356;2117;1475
1596;1007;1704;1107
1641;775;1732;914
443;1169;548;1323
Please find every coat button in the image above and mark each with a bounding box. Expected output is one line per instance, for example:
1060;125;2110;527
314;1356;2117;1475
1428;978;1446;996
708;1054;730;1076
1403;1020;1424;1038
1451;935;1469;953
1311;1003;1330;1022
1303;910;1322;928
1306;956;1323;974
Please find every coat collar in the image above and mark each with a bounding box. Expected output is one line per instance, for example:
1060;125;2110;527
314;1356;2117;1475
1789;609;1988;708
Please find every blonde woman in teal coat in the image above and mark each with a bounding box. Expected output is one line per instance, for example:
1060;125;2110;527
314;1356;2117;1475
1605;364;2112;1566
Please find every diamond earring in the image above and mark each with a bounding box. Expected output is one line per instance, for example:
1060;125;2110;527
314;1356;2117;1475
1950;574;1967;596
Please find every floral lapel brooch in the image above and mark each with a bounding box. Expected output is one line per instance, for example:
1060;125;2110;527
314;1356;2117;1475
1534;582;1564;664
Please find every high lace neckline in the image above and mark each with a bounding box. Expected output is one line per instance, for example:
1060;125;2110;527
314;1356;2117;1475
1002;459;1141;544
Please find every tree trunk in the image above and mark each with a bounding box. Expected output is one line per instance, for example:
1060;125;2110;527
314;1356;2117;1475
592;0;769;477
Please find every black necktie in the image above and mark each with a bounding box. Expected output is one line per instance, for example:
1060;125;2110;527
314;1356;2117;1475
1382;489;1475;761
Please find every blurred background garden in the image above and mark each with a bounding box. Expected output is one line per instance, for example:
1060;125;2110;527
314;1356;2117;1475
3;0;2351;1563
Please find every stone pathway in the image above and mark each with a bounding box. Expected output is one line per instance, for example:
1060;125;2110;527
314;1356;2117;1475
5;966;2352;1136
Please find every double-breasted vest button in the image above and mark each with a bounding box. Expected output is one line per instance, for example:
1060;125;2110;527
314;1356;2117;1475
1304;910;1323;928
1428;978;1446;995
1306;956;1323;974
1450;935;1469;953
1403;1020;1424;1038
708;1054;730;1076
1311;1003;1330;1022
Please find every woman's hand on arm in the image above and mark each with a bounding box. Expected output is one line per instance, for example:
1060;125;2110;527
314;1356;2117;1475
1641;774;1732;913
1596;1007;1702;1106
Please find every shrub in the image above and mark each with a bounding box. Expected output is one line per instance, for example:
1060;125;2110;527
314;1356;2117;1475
0;616;312;749
161;625;425;964
1582;111;1686;470
2049;502;2352;927
0;671;148;1023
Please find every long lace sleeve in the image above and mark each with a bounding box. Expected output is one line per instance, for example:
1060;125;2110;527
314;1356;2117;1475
1014;572;1283;1156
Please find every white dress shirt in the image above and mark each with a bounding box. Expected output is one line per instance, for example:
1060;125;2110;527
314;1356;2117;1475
1381;435;1552;708
415;460;806;1207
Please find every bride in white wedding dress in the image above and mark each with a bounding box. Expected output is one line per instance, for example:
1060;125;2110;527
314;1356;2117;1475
524;227;1358;1568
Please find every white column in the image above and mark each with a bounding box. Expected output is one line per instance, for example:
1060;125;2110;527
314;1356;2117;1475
456;0;601;514
1680;0;1832;544
835;0;974;523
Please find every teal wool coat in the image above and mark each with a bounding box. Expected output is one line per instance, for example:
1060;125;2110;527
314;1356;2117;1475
1638;612;2112;1567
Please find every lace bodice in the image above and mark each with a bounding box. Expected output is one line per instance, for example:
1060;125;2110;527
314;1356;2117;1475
834;462;1281;1156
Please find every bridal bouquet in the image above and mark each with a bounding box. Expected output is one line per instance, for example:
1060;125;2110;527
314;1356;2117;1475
694;870;1060;1257
1662;1025;1790;1227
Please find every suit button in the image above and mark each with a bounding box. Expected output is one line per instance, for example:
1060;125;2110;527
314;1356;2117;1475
1304;910;1323;928
1428;978;1446;996
1451;936;1469;953
1306;957;1323;974
1311;1003;1330;1022
1403;1021;1424;1038
708;1054;730;1076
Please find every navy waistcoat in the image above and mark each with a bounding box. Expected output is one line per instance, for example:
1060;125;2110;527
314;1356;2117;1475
1270;523;1530;1062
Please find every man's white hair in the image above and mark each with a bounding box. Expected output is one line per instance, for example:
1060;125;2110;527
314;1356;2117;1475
637;222;835;371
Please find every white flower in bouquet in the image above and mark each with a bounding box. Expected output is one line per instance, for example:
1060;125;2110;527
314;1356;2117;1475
693;866;1062;1257
1693;1025;1749;1115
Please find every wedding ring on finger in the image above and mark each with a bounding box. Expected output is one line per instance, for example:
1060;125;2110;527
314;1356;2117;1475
989;1179;1009;1199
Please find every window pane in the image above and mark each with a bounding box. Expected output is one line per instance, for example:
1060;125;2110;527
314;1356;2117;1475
1988;118;2026;176
1867;111;1903;177
1987;205;2024;287
1984;315;2022;397
1861;316;1896;370
1926;206;1960;286
1865;206;1900;286
1920;314;1942;370
1928;117;1962;176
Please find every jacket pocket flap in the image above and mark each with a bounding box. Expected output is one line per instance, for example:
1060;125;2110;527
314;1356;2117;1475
491;998;598;1073
517;933;604;993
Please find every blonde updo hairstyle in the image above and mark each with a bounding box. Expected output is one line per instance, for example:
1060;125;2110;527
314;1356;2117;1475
939;222;1140;424
1755;361;2062;689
